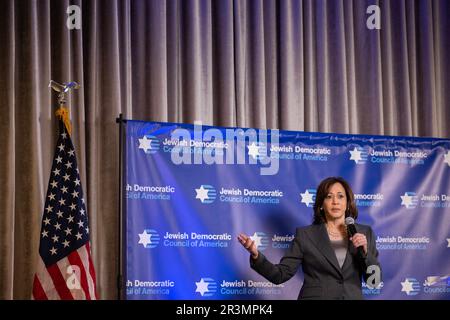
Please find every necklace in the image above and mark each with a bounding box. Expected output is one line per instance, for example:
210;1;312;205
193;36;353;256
326;225;346;237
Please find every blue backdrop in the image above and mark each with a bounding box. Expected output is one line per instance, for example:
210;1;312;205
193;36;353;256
124;120;450;300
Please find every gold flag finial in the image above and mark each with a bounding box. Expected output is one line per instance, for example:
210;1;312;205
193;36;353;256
49;80;80;136
55;106;72;136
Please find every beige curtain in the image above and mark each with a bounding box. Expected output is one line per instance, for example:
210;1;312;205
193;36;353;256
0;0;449;299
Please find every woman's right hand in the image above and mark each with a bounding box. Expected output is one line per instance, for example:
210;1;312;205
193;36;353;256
237;233;259;259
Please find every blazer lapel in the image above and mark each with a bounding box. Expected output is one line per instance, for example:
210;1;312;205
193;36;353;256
340;242;354;272
305;224;343;277
342;233;364;272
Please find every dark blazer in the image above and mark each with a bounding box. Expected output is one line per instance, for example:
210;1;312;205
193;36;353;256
250;223;381;300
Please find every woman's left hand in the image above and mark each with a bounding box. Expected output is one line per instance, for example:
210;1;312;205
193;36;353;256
349;233;368;255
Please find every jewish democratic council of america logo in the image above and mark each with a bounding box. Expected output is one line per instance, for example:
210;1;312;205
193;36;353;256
195;277;217;297
300;189;317;207
249;232;269;251
138;229;160;248
349;146;369;164
138;135;160;154
400;192;419;209
195;185;217;204
400;278;421;296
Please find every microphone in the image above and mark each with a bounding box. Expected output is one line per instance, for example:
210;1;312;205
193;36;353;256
345;217;366;261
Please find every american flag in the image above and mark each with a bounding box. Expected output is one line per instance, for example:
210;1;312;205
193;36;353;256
32;121;97;299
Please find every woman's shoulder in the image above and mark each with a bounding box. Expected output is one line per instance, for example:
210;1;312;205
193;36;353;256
355;222;375;233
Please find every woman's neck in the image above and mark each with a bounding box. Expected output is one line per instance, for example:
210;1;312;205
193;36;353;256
326;219;345;231
325;219;347;239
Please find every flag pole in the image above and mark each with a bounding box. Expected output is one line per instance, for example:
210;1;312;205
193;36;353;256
116;113;127;300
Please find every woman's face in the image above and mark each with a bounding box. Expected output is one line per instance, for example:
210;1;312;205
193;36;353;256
322;182;347;221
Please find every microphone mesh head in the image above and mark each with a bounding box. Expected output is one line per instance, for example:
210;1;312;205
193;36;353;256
345;217;355;225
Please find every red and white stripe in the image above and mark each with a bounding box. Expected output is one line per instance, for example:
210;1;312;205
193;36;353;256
32;243;97;300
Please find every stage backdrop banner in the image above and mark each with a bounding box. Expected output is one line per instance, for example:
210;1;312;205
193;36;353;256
123;120;450;300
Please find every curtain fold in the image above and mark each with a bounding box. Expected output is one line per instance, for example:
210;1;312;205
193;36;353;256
0;0;449;299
